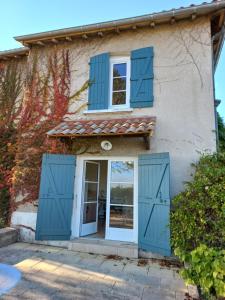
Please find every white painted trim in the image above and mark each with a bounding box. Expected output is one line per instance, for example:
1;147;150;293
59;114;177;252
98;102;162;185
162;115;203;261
105;158;138;243
71;158;83;238
71;155;138;244
109;56;131;109
83;108;133;114
80;161;100;236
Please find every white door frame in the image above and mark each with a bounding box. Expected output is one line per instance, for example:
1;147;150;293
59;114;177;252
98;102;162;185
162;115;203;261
71;156;138;243
80;161;100;236
106;158;138;243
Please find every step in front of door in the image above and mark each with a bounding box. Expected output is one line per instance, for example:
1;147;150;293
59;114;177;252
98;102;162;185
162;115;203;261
68;238;138;258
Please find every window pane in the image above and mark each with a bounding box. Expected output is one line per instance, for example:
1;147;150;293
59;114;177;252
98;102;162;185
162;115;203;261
110;183;133;205
85;163;98;181
84;182;98;202
113;63;126;77
111;161;134;182
113;77;126;91
83;202;97;224
110;206;133;228
112;91;126;105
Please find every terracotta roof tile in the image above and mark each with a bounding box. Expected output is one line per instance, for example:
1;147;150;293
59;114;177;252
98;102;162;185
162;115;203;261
47;116;156;137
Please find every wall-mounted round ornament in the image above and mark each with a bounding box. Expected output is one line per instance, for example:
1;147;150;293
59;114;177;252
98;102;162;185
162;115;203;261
101;140;112;151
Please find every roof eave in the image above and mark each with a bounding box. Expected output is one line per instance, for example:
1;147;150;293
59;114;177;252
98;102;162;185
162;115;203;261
0;47;29;61
14;1;225;45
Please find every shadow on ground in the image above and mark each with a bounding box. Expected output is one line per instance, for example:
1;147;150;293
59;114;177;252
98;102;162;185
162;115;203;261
0;242;189;300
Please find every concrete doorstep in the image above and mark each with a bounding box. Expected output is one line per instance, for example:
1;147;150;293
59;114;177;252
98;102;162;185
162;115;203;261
0;228;18;248
68;238;139;258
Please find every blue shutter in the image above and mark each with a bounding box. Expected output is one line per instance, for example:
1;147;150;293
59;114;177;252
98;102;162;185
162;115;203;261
138;153;171;256
130;47;154;108
35;154;76;241
88;53;110;110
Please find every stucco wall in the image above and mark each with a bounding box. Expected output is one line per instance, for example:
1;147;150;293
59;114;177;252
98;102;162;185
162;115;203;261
13;16;216;219
69;16;216;194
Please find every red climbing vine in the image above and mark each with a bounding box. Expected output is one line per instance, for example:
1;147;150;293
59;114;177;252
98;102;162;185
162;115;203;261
0;46;88;222
11;48;72;210
0;61;23;225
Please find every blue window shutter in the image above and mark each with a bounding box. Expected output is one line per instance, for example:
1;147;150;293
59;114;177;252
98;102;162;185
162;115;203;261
130;47;154;108
138;153;171;256
88;53;110;110
35;154;76;241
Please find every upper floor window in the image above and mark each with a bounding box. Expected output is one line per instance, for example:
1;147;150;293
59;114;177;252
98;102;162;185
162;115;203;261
110;57;130;108
87;47;153;112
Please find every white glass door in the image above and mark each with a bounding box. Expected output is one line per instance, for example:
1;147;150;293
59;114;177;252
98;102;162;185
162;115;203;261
80;161;100;236
106;159;137;242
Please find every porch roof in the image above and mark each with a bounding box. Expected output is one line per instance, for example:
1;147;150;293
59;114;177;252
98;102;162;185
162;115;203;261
47;116;156;149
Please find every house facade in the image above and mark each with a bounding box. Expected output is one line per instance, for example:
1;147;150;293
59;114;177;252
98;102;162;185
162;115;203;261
1;1;224;257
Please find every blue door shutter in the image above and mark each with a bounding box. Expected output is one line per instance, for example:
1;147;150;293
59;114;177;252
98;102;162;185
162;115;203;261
130;47;154;108
35;154;76;241
138;153;171;256
88;53;110;110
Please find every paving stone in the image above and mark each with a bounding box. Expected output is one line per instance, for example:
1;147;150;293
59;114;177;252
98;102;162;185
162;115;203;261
112;280;144;298
142;287;176;300
75;256;105;271
31;259;62;272
25;244;63;254
0;243;188;300
161;276;187;293
147;265;166;277
1;243;30;251
79;280;114;293
15;257;42;270
42;252;82;266
104;271;132;283
99;259;125;273
123;262;149;276
103;289;129;300
124;296;140;300
53;286;104;300
175;291;188;300
130;273;159;286
54;266;89;281
16;290;54;300
1;295;19;300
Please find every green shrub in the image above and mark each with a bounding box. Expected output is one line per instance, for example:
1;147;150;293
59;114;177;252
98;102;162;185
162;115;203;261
218;113;225;152
0;186;10;225
175;245;225;299
0;218;4;229
171;152;225;252
171;153;225;299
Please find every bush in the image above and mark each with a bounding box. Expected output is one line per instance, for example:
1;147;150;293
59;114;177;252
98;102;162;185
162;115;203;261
171;153;225;299
218;113;225;152
175;245;225;299
0;186;10;225
0;218;4;229
171;152;225;252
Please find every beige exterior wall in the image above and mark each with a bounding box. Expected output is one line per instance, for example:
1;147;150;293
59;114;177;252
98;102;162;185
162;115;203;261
68;16;216;195
14;16;216;215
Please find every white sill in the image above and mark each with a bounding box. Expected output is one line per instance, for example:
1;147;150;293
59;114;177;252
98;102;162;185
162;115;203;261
83;108;134;114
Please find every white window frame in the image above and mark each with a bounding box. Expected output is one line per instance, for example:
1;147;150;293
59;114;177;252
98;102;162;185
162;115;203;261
109;57;130;109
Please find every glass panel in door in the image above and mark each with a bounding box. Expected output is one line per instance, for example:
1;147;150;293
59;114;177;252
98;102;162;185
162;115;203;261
80;161;100;236
106;160;136;242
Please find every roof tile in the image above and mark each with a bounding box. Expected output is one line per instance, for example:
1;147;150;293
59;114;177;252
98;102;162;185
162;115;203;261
47;116;156;137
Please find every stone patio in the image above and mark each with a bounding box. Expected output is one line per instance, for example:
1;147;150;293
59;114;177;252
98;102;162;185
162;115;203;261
0;242;192;300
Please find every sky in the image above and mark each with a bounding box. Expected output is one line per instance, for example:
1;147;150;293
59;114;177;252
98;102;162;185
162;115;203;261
0;0;224;118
